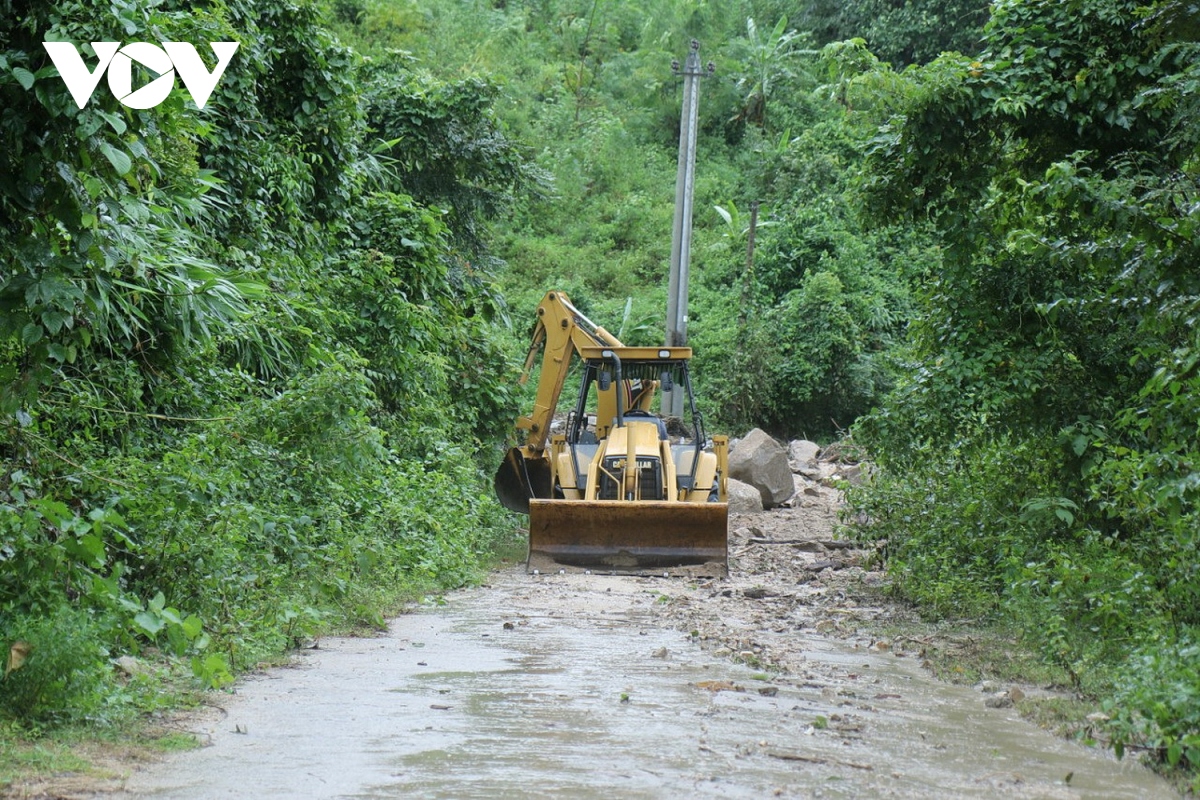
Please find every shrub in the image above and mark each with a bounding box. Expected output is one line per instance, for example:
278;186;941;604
846;434;1065;617
1106;634;1200;781
0;607;113;726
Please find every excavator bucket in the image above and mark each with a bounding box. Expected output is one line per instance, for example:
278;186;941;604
494;448;553;514
527;499;728;575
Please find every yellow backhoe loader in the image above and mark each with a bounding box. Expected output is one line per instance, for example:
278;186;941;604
494;290;729;574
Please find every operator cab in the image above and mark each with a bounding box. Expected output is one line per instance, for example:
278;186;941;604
559;347;715;501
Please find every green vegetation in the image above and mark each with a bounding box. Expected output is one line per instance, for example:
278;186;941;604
1;0;1197;789
846;0;1200;783
1;0;522;738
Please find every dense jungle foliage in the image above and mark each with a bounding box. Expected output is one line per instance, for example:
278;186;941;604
0;0;531;729
852;0;1200;776
1;0;1197;785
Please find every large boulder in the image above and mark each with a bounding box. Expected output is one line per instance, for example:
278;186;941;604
725;478;764;513
729;428;794;508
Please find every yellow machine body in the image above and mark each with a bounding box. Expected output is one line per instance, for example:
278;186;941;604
494;291;729;574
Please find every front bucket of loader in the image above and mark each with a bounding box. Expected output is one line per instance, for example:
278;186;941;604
527;499;728;575
494;447;553;514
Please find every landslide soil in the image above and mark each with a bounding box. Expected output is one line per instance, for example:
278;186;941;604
4;480;1177;799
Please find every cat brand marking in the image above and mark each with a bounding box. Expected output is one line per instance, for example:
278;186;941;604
608;458;659;471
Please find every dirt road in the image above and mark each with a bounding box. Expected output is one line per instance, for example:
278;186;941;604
96;484;1176;799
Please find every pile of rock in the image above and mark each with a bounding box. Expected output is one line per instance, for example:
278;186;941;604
725;428;866;513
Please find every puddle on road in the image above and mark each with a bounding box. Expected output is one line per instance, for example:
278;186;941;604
119;571;1174;799
361;614;796;799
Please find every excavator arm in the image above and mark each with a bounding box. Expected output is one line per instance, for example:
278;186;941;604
514;291;622;455
495;291;624;513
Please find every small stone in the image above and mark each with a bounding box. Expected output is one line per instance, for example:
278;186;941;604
984;691;1013;709
114;655;146;677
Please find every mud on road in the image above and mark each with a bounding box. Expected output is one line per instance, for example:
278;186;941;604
40;484;1175;799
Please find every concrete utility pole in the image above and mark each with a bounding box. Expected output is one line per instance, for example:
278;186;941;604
664;40;713;418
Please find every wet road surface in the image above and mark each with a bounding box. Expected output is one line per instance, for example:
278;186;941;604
115;568;1175;799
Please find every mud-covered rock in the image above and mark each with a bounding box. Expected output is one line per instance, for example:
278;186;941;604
729;428;794;508
985;691;1014;709
726;478;764;513
840;463;867;485
788;439;821;467
785;474;826;507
